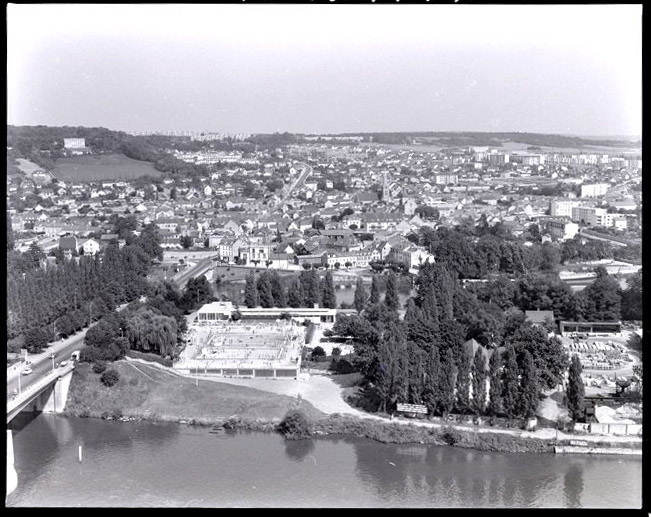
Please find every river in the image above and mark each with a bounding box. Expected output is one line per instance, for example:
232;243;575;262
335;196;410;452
6;414;642;508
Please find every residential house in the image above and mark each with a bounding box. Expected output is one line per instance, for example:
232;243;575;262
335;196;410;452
81;238;101;256
219;235;249;263
388;241;435;270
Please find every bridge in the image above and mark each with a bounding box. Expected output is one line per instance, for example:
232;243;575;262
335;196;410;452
171;255;219;289
7;363;75;424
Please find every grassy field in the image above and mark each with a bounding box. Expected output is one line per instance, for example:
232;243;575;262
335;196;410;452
53;154;161;181
65;361;325;425
15;158;44;175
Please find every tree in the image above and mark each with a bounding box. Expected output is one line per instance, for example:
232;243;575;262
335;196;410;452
244;271;258;308
567;355;585;422
518;350;540;418
577;266;622;321
278;410;311;440
180;235;193;249
287;277;304;308
506;322;568;390
422;346;441;415
320;270;337;309
369;275;380;304
621;271;642;321
437;348;457;416
501;346;520;420
257;273;274;308
269;271;287;307
488;349;502;416
25;242;46;269
353;276;368;313
100;369;120;387
310;346;326;360
455;345;472;413
471;350;487;415
181;275;212;312
24;327;50;353
7;211;14;250
384;271;400;312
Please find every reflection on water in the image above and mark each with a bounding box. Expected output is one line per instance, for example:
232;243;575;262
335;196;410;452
284;438;315;462
7;415;642;508
564;464;584;508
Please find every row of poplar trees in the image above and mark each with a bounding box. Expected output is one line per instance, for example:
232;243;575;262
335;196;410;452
244;269;337;309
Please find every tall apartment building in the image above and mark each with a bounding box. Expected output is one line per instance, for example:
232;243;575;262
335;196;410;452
487;153;510;166
571;206;621;228
550;199;582;218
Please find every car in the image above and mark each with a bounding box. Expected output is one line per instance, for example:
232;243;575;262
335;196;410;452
25;361;33;366
22;368;33;375
59;360;69;367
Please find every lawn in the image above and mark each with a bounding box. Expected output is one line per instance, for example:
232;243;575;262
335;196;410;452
65;361;325;425
53;154;161;181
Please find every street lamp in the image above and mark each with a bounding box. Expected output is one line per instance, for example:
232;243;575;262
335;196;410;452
51;352;56;372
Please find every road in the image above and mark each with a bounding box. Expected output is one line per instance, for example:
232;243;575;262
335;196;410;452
7;303;129;401
7;331;87;402
277;162;312;208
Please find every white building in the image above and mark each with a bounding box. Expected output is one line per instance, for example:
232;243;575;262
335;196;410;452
81;238;100;256
63;138;86;149
547;219;579;241
580;183;609;198
550;199;582;218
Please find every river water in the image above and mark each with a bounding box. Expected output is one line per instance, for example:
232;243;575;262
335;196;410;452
6;414;641;508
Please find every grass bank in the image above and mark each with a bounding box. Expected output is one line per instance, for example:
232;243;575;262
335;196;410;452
65;361;325;428
311;414;555;453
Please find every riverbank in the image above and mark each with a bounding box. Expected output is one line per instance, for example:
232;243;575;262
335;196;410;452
63;358;642;455
64;360;325;429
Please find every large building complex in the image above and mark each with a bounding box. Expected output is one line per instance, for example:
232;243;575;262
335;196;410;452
176;320;305;379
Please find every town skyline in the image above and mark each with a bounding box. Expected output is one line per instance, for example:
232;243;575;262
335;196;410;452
7;4;642;136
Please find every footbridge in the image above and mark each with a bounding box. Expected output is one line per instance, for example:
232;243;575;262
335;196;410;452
6;363;75;424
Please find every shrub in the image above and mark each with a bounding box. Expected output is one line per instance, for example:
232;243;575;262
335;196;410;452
93;361;107;374
100;369;120;387
310;346;326;360
277;410;311;440
80;346;103;363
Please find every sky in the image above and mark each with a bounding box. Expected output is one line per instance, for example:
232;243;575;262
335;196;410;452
7;4;642;136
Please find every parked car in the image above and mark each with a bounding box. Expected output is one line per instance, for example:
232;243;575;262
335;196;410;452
22;368;33;375
59;360;69;367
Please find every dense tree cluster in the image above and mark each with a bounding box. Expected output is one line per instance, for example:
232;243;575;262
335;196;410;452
330;262;563;420
6;222;163;350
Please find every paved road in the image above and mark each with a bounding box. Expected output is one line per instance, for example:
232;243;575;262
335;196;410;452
7;330;88;402
277;162;312;208
7;304;129;401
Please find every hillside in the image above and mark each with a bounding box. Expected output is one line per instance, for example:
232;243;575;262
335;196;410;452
53;154;162;181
